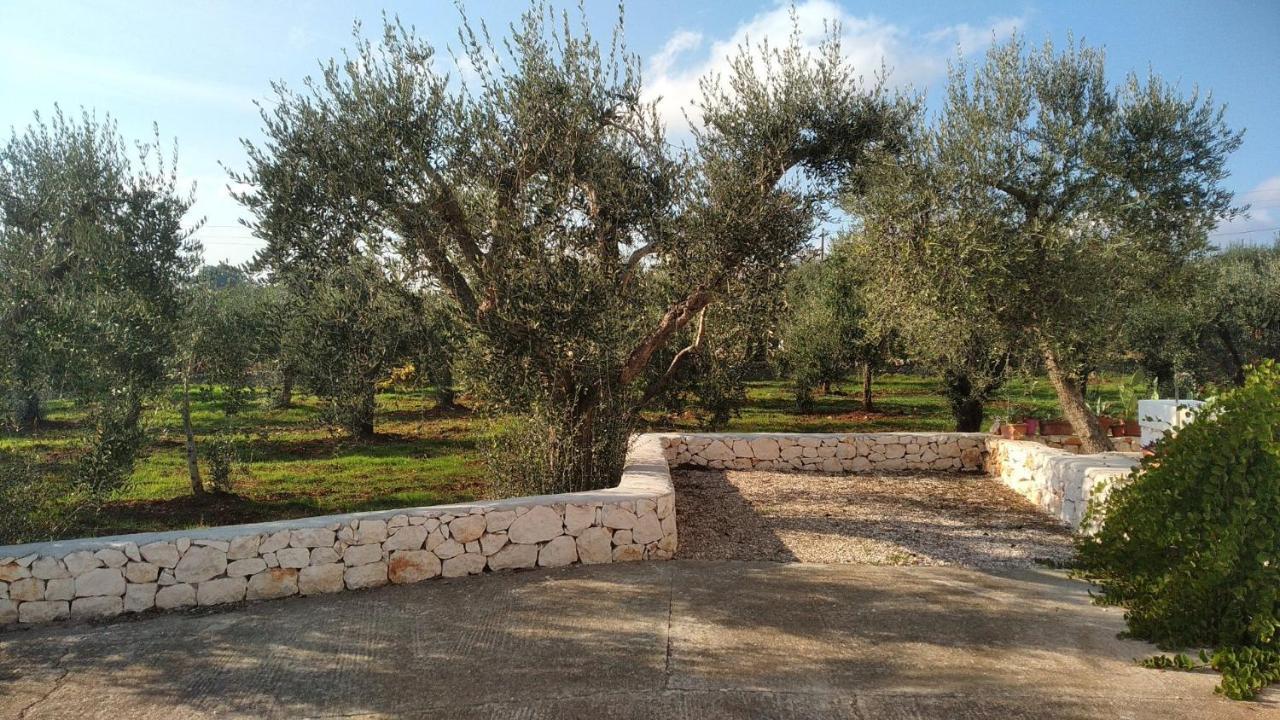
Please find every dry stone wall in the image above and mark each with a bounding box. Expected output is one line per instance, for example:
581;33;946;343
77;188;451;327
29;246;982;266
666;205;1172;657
982;437;1140;530
0;435;676;629
659;432;989;473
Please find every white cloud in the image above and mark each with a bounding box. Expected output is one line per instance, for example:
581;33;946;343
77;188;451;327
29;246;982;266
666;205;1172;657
642;0;1024;134
1211;175;1280;246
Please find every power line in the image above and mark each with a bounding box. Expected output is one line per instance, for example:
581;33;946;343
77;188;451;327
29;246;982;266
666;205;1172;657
1212;225;1280;236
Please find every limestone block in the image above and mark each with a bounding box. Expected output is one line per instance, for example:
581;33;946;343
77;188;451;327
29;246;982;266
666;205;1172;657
299;564;345;595
485;510;517;533
155;583;196;610
449;514;487;544
123;561;159;584
538;536;578;567
0;599;15;624
612;530;633;546
480;532;508;556
631;513;663;545
226;558;268;577
507;505;563;544
441;553;486;578
576;527;613;564
563;504;596;535
612;544;644;562
95;548;128;568
31;556;69;580
19;600;68;624
228;534;260;560
310;547;341;565
424;528;447;552
603;506;638;530
354;519;388;545
75;568;125;598
124;583;157;613
388;550;440;584
701;440;734;461
45;578;75;602
10;578;43;602
63;550;103;576
383;525;428;552
290;528;336;549
247;568;298;600
432;539;465;560
197;577;246;606
749;437;780;460
344;562;388;589
175;546;227;584
488;543;538;571
259;530;291;554
342;544;381;567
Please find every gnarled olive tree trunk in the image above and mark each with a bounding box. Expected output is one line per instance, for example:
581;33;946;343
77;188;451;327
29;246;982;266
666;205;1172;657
1042;345;1112;452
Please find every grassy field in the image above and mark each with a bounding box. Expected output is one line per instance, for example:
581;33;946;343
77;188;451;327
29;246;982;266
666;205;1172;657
1;372;1127;542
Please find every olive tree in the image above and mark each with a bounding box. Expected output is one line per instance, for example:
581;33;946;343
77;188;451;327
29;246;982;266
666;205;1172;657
0;108;198;490
234;4;909;492
854;36;1241;451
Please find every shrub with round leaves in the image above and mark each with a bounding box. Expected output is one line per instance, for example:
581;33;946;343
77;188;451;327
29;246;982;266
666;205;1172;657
1076;360;1280;699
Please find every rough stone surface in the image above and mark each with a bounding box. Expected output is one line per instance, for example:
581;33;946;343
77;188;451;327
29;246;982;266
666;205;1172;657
290;528;335;549
226;558;268;577
344;562;388;590
343;544;382;567
442;552;487;578
123;561;159;584
487;543;538;571
154;583;196;610
227;535;260;560
449;514;487;544
139;542;179;568
9;578;42;602
507;505;563;545
388;551;440;584
576;527;614;564
75;568;126;598
299;564;345;595
18;600;68;624
69;596;121;621
276;547;311;569
196;577;246;606
175;546;227;584
538;536;578;567
246;569;298;601
383;525;428;552
44;578;75;602
123;583;157;613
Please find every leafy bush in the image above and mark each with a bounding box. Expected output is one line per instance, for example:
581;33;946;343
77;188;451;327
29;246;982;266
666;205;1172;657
1076;360;1280;699
204;432;243;494
0;450;92;545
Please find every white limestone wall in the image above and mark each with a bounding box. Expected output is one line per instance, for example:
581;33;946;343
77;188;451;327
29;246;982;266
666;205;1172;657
659;432;989;473
0;434;677;628
983;437;1140;530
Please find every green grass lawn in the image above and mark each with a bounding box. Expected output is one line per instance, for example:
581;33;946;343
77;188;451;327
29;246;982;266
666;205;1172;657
1;372;1129;542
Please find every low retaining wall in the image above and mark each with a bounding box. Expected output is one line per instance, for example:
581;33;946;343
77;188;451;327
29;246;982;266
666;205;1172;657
0;430;1143;629
659;432;989;473
983;438;1140;530
0;435;677;628
660;431;1139;532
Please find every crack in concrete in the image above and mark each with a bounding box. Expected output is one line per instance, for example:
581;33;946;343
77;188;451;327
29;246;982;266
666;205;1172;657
662;564;675;690
14;643;72;720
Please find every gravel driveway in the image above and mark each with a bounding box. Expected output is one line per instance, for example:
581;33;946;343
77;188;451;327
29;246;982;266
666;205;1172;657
674;469;1075;568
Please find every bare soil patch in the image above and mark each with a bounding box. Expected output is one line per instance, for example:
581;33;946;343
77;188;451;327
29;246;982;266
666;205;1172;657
673;468;1074;567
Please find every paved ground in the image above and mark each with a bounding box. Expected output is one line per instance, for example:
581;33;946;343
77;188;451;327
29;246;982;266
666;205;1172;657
674;469;1074;566
1;561;1274;719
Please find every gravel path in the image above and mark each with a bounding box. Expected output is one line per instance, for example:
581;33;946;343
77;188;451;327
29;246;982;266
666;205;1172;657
674;469;1075;568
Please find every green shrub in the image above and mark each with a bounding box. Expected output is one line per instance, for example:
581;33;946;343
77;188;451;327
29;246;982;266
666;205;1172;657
1076;360;1280;699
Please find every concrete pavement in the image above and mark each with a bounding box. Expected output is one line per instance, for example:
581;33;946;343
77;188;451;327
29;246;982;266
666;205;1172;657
1;560;1274;719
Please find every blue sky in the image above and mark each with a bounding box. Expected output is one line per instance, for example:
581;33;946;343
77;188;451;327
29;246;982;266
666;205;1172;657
2;1;1277;265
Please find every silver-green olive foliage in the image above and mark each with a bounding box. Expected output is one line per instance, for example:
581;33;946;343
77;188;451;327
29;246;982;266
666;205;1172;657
234;3;910;488
0;108;198;490
855;35;1242;451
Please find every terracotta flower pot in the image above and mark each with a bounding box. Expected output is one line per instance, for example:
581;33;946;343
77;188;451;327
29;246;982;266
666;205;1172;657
1124;419;1141;437
1042;420;1074;436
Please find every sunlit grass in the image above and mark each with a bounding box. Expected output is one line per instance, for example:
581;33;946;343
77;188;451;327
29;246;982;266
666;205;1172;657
2;371;1131;539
